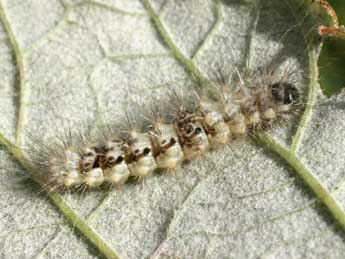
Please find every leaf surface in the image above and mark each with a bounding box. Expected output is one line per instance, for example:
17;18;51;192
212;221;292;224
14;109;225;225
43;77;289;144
1;0;345;258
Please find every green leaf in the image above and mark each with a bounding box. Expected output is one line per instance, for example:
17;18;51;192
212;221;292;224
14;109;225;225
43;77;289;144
1;0;345;258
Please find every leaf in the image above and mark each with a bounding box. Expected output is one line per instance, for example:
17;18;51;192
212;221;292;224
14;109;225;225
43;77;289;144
1;0;345;258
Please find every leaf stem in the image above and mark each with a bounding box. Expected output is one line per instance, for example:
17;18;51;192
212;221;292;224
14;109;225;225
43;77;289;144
48;193;119;259
0;1;27;147
258;132;345;229
142;0;209;84
191;0;224;61
291;45;320;152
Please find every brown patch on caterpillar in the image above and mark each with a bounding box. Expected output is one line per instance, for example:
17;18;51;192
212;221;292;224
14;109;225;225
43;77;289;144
150;122;185;170
168;87;209;160
97;125;131;187
101;139;130;186
191;86;231;149
175;118;209;161
143;104;185;170
121;114;157;178
72;130;104;188
79;146;98;172
123;131;157;177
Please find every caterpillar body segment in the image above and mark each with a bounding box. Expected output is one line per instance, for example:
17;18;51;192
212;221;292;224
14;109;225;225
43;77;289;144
198;107;231;149
101;140;130;186
141;103;185;170
217;86;251;136
191;87;231;149
83;167;104;187
44;149;89;191
123;131;157;177
48;148;83;188
172;109;210;161
168;87;210;160
228;113;248;136
74;138;104;188
62;170;83;188
149;122;185;170
48;137;104;190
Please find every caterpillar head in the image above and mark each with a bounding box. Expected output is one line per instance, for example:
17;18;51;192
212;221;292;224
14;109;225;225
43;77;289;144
270;82;300;105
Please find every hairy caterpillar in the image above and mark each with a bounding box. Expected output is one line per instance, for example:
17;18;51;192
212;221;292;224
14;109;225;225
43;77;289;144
20;0;339;193
26;64;302;192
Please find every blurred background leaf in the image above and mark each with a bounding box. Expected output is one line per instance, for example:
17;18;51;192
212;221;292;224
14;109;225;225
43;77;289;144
319;0;345;96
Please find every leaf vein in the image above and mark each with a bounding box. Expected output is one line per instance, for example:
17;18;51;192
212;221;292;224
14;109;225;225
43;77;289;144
191;0;224;61
0;1;27;146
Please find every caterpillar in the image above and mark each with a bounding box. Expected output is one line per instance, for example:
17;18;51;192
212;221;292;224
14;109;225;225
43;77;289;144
20;0;337;193
27;64;302;192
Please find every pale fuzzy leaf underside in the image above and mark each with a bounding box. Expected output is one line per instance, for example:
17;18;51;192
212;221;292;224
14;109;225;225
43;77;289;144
0;0;345;259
